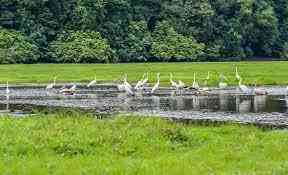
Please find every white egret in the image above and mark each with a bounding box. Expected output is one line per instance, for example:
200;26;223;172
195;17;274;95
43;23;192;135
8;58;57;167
123;74;133;90
117;84;125;91
87;76;97;87
151;73;160;94
46;76;57;89
6;81;10;94
170;73;179;89
235;66;241;81
178;80;185;89
219;73;228;89
170;73;185;91
202;71;211;91
141;72;149;86
238;78;250;94
204;71;210;85
135;73;147;90
124;83;134;95
192;73;199;89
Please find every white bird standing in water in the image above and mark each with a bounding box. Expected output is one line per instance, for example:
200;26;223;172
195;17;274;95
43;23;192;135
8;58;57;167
202;71;210;91
117;74;134;95
141;72;149;86
124;83;134;95
135;73;148;90
123;74;133;90
178;80;185;89
219;73;228;89
170;73;179;89
87;76;97;87
238;78;250;94
46;76;57;89
235;66;241;81
192;73;199;89
6;81;10;94
135;73;145;90
151;73;160;94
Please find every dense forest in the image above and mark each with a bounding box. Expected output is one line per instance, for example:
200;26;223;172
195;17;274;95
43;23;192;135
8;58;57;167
0;0;288;63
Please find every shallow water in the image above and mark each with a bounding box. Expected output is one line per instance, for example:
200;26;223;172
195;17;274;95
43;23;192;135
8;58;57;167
1;85;288;126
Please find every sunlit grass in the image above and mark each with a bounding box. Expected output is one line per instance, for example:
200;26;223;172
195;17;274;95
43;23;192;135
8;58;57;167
1;61;288;86
0;114;288;174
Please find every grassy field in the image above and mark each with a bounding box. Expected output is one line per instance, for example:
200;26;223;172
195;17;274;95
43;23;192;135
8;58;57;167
1;61;288;86
2;62;288;174
0;114;287;175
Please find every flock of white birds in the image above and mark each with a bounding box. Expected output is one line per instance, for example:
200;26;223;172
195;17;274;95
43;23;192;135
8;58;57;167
37;66;279;96
3;67;285;96
114;67;269;96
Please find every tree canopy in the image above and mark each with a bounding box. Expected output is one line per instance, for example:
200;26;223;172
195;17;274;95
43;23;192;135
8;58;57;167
0;0;287;63
50;31;116;63
0;27;40;63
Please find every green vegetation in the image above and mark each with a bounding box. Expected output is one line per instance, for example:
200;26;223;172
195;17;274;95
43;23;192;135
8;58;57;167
1;0;288;63
50;31;116;63
0;114;288;174
0;28;40;63
151;21;204;61
1;62;288;86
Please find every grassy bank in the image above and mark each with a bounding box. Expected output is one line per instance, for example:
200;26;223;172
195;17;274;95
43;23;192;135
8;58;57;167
0;114;288;174
1;61;288;86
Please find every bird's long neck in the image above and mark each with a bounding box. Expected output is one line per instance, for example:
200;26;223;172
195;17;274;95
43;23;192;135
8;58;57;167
53;78;56;85
194;73;196;82
220;74;224;82
238;78;242;86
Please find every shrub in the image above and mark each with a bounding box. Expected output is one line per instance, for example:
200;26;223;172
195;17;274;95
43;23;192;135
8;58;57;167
50;31;116;63
0;28;40;64
151;21;205;61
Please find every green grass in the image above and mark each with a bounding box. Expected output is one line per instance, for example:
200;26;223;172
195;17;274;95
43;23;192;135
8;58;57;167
1;114;288;174
2;61;288;86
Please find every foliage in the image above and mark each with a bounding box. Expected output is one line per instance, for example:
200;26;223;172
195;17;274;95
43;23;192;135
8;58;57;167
50;31;116;63
120;21;152;62
0;28;40;63
0;0;287;63
281;42;288;59
151;21;205;61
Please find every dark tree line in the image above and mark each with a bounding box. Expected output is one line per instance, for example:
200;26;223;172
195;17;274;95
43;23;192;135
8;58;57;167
0;0;288;63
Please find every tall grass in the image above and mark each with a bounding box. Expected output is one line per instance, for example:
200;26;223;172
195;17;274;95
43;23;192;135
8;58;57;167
0;114;288;174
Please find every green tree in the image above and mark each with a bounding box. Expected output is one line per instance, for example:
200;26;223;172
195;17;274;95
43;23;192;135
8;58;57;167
50;31;116;63
0;28;40;63
120;21;152;62
183;0;214;42
151;21;204;61
253;1;279;55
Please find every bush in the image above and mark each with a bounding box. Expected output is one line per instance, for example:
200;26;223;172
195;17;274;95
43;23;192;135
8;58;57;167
0;28;40;64
50;31;117;63
151;21;205;61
